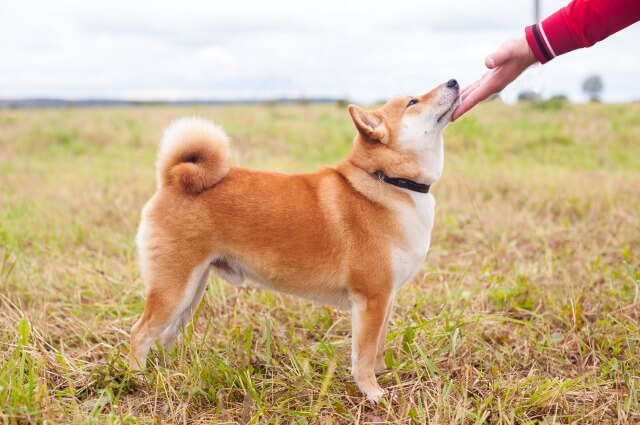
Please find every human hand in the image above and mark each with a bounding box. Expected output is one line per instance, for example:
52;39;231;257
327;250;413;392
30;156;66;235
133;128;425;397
452;36;537;121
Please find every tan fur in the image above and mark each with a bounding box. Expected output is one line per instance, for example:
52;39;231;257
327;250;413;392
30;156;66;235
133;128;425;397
130;82;460;402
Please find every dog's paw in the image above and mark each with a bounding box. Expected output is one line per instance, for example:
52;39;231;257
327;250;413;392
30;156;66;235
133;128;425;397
364;385;386;404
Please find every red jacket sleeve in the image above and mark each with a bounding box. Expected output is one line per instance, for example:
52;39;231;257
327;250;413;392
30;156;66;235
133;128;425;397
525;0;640;63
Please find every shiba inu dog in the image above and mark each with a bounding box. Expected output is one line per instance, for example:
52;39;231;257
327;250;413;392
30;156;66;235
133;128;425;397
130;79;460;402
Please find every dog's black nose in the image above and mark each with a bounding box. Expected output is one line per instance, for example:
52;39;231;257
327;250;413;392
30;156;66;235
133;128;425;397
447;79;459;89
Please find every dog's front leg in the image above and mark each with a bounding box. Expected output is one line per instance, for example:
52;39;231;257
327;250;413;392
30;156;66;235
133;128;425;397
374;295;394;375
351;293;390;403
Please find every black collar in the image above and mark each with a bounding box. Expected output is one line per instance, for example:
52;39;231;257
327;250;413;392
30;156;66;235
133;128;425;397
374;170;430;194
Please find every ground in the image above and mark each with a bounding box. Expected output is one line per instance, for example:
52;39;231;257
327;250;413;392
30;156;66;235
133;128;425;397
0;100;639;424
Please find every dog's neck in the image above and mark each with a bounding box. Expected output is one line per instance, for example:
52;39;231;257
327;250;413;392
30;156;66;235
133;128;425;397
414;132;445;186
339;132;444;188
335;131;444;205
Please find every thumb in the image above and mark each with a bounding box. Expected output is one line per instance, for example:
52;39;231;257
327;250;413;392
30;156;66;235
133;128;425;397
485;48;510;69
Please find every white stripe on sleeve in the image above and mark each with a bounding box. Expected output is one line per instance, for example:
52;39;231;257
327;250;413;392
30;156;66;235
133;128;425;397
538;22;557;58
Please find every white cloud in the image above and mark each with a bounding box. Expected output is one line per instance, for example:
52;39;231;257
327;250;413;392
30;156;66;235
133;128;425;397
0;0;638;102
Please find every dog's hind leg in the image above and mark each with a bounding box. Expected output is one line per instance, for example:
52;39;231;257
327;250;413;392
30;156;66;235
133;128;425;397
130;288;177;370
159;266;212;349
129;257;212;370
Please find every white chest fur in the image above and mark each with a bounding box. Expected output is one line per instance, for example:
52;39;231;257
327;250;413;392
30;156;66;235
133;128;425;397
390;113;445;291
391;192;435;291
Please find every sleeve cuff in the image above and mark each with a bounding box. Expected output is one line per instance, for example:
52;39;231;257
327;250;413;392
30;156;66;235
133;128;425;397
525;24;553;64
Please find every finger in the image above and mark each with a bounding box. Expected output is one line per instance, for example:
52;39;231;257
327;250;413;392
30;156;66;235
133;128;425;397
461;83;495;110
451;105;466;121
461;81;481;99
452;97;475;121
485;47;511;69
461;72;490;98
453;82;483;121
452;83;495;120
451;103;470;121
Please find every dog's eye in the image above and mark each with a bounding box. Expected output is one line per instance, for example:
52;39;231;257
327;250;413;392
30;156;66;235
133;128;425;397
407;98;418;108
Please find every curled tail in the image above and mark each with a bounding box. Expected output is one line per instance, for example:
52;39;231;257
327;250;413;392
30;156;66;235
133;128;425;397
156;117;231;194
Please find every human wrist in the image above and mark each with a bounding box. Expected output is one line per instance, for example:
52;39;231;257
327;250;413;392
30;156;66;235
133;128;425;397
519;36;538;66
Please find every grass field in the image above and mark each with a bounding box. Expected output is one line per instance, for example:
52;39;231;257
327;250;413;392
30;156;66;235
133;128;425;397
0;100;639;424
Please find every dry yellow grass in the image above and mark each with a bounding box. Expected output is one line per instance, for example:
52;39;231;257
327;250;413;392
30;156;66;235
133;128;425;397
0;101;639;423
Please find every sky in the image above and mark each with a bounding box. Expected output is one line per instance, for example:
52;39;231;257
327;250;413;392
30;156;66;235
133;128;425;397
1;0;639;103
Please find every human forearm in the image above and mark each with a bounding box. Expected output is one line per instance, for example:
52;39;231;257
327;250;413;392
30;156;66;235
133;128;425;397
526;0;640;63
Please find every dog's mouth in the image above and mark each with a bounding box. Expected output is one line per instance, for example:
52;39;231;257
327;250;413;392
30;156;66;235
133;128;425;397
436;95;461;123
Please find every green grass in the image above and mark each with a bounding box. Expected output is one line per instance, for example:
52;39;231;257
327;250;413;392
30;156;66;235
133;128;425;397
0;100;639;423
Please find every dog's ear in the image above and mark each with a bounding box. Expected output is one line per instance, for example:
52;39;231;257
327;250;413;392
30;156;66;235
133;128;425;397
348;105;388;144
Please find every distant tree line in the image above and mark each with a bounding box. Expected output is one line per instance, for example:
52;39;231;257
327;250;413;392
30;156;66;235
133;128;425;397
516;74;603;103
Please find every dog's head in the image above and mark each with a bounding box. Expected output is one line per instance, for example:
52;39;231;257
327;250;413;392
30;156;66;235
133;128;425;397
347;80;460;185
